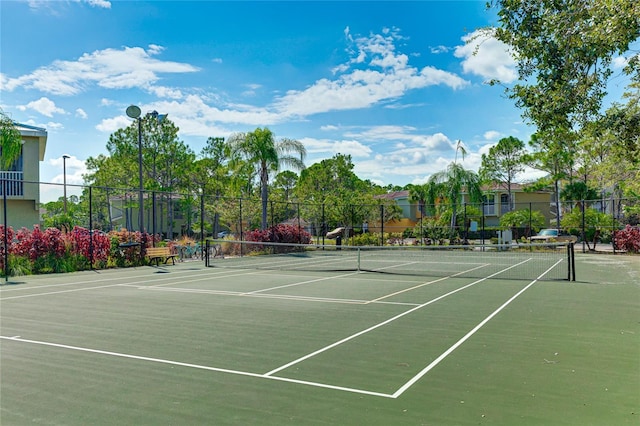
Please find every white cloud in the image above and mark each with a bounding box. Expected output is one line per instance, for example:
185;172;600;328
3;45;199;96
430;45;450;54
18;97;65;117
455;29;517;83
483;130;502;140
49;155;87;185
273;29;468;117
300;137;372;158
75;108;88;119
96;115;131;133
148;85;184;99
85;0;111;8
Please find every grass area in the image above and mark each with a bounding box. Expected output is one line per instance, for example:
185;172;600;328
1;253;638;425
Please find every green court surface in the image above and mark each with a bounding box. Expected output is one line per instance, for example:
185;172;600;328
1;253;638;425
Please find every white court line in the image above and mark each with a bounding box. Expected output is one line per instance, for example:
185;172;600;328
391;258;563;398
0;268;231;295
245;271;360;295
2;256;562;398
0;270;252;301
0;335;393;399
142;286;380;305
264;258;533;377
366;263;491;304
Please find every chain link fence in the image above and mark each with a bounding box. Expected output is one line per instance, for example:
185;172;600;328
2;178;639;253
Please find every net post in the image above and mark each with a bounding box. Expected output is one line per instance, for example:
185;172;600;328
566;242;576;281
357;247;361;272
204;239;210;267
570;242;576;281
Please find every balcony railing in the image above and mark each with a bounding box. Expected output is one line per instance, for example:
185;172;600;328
0;172;24;196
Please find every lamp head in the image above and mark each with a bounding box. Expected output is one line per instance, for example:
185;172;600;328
126;105;141;119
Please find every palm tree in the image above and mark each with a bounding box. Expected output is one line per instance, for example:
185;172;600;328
227;128;306;230
0;110;22;170
427;162;483;239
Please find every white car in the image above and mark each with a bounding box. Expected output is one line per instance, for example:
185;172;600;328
530;228;577;243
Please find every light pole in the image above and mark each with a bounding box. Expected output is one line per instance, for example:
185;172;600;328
126;105;167;234
62;155;70;214
126;105;144;233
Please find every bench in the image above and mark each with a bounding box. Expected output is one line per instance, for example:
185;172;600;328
146;247;178;266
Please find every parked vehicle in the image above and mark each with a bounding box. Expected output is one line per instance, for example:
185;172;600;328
530;228;577;243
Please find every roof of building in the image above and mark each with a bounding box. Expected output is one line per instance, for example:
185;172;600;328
13;122;48;161
13;122;48;137
375;190;410;200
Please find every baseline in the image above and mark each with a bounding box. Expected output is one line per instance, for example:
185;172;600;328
0;335;393;399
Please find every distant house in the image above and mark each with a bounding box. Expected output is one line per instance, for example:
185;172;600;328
374;190;420;233
0;123;48;230
376;184;554;232
474;183;553;227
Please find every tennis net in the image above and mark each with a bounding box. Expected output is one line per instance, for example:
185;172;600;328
205;240;575;281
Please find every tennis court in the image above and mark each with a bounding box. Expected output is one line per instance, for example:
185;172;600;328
1;246;638;425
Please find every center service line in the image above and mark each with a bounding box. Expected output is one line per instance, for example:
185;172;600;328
392;259;563;398
264;258;532;377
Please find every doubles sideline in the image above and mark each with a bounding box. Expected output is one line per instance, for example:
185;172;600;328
0;257;562;398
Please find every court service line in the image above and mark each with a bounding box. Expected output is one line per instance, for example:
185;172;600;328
0;267;232;295
141;286;377;305
392;258;563;398
264;258;533;377
244;271;360;295
0;335;393;399
365;263;491;304
0;269;261;301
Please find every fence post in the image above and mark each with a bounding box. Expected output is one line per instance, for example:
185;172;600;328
611;198;617;254
89;186;94;270
463;202;467;242
3;179;8;281
200;190;205;248
239;197;243;241
152;191;157;245
481;200;485;247
380;204;384;246
322;202;325;247
581;199;586;253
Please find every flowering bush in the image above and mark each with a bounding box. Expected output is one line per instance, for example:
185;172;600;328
108;228;152;266
0;225;156;276
614;225;640;253
68;227;112;263
244;224;311;254
13;225;66;261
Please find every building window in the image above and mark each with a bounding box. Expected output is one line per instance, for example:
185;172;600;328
501;193;512;213
483;195;495;215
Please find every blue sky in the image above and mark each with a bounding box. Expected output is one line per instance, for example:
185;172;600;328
1;1;633;201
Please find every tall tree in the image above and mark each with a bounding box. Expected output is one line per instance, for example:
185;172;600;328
479;136;526;210
489;0;640;134
227;128;306;230
526;132;576;226
0;110;22;170
296;154;385;233
85;115;195;235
